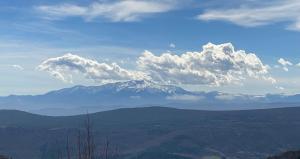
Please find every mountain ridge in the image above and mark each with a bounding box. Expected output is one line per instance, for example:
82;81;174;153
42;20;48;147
1;106;300;159
1;80;300;115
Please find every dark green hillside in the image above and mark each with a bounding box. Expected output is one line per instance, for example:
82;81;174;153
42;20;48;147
1;107;300;159
267;150;300;159
0;155;9;159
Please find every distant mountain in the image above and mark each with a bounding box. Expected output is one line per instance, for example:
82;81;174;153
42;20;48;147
0;80;195;115
0;80;300;115
1;107;300;159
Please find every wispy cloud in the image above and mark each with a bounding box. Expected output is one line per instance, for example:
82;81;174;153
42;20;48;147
11;65;24;71
169;43;176;48
277;58;293;71
278;58;293;66
275;86;285;90
0;64;24;71
36;0;180;22
197;0;300;31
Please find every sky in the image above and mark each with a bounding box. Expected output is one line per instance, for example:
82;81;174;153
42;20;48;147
1;0;300;96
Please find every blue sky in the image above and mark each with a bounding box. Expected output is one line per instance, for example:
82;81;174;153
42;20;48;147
1;0;300;96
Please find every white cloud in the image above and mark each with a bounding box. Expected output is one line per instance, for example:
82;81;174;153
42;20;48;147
197;0;300;31
277;58;293;72
169;43;176;48
0;64;24;71
37;53;148;83
283;67;289;72
36;0;179;22
37;43;276;87
278;58;293;66
137;42;275;86
276;86;285;90
11;65;24;71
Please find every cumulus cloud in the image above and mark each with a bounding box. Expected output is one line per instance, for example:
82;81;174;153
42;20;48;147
37;43;275;87
37;53;148;83
197;0;300;31
36;0;180;22
137;43;275;86
277;58;293;71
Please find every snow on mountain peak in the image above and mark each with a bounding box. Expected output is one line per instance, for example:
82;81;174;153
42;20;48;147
113;80;183;94
45;80;188;96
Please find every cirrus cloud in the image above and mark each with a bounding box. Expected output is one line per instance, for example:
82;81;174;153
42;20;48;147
197;0;300;31
36;0;180;22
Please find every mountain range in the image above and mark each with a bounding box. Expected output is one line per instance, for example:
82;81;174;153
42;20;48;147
1;80;300;115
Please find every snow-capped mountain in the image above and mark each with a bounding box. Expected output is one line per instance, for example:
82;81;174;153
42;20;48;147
0;80;300;115
46;80;189;96
0;80;196;115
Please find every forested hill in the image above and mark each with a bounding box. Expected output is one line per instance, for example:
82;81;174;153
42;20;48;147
0;107;300;159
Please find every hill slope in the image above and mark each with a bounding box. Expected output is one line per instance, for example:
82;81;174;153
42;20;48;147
267;150;300;159
0;107;300;159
